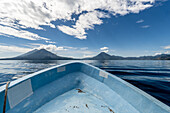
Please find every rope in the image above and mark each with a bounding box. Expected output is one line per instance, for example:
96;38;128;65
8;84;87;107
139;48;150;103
3;81;10;113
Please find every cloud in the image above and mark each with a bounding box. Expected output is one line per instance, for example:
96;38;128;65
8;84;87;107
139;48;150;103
58;11;110;39
154;51;170;55
64;46;77;50
100;47;108;50
37;44;68;51
0;43;69;58
0;43;95;58
36;44;95;58
0;0;155;39
100;47;109;53
154;52;162;55
165;51;170;54
80;47;88;50
28;43;68;52
163;45;170;49
29;43;79;53
141;25;150;28
35;44;95;58
153;45;170;56
0;25;49;40
45;40;56;44
58;0;154;39
136;19;144;23
0;45;31;53
57;25;86;39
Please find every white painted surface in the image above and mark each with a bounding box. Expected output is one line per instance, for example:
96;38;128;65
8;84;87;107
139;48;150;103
8;79;33;108
99;71;108;78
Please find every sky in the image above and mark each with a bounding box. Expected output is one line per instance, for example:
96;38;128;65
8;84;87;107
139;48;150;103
0;0;170;58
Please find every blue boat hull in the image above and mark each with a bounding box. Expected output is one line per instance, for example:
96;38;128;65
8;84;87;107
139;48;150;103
0;62;169;113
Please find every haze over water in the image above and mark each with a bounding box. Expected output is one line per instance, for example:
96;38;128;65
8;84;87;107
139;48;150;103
0;60;169;106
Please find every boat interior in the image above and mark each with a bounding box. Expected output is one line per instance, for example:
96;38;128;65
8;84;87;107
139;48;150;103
0;62;169;113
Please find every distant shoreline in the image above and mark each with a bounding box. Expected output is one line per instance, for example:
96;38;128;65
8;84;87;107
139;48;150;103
1;49;170;60
1;58;170;60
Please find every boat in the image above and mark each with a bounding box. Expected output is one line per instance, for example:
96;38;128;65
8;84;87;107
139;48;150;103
0;62;169;113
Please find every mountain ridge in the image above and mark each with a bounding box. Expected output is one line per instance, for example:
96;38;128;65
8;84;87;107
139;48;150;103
1;49;170;60
0;49;73;60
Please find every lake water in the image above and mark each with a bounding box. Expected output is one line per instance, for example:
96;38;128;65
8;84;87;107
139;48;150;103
0;60;169;106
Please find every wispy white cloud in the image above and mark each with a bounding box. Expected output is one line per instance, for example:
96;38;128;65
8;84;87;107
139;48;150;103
154;52;162;55
62;46;77;50
100;47;109;53
58;11;110;39
153;45;170;55
0;42;96;58
37;44;68;51
141;25;150;28
0;44;32;58
57;0;154;39
28;43;68;52
154;51;170;55
163;45;170;49
100;47;108;50
136;19;144;23
29;43;79;53
34;44;95;58
35;44;95;58
0;25;49;40
0;45;31;53
0;0;155;40
45;40;56;44
80;47;88;50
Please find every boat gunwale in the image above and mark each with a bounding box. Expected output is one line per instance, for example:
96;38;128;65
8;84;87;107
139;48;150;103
0;61;82;92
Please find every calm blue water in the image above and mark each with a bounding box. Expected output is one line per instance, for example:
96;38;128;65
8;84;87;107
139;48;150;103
0;60;169;106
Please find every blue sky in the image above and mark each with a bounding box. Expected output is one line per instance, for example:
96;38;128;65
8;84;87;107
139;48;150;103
0;0;170;58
